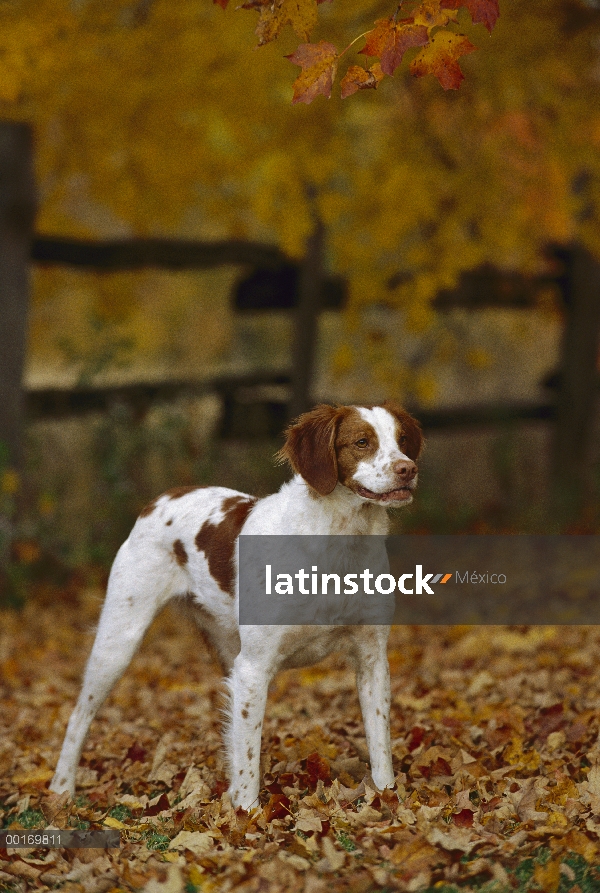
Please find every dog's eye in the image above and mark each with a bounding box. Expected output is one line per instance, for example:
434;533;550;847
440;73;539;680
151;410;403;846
355;438;369;448
399;435;407;446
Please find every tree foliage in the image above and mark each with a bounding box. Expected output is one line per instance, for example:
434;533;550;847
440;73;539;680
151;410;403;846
0;1;599;400
216;0;498;101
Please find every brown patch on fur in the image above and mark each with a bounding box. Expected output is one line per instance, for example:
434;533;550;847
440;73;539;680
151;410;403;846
277;404;348;496
195;495;257;596
335;410;380;489
173;539;188;566
166;485;201;500
166;519;173;526
241;709;249;719
383;401;424;461
139;485;201;518
138;497;159;518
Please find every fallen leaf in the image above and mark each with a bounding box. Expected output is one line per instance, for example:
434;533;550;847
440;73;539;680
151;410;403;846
168;830;213;856
453;808;474;827
321;835;345;871
103;815;127;830
426;824;479;852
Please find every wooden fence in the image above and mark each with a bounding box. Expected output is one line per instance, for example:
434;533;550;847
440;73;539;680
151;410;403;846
1;121;600;508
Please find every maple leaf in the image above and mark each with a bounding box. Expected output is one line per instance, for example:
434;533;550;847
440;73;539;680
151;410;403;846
410;30;476;89
362;17;429;77
413;0;458;31
442;0;500;32
340;63;384;99
287;41;338;104
250;0;319;46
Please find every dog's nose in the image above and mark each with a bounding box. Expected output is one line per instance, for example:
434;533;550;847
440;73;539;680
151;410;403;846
393;460;416;481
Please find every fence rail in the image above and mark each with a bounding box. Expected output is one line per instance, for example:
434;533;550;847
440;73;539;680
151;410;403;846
24;373;557;436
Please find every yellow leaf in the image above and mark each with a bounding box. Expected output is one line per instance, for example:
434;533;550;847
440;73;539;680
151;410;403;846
503;739;541;771
12;767;54;786
188;865;205;886
103;816;127;830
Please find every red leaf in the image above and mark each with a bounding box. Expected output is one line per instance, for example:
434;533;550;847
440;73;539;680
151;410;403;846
144;793;170;816
409;30;476;90
287;41;338;104
362;17;429;76
420;756;452;778
453;808;474;827
442;0;499;32
408;726;426;751
264;793;291;821
125;742;147;763
213;0;229;7
306;751;331;786
340;63;384;99
481;795;502;813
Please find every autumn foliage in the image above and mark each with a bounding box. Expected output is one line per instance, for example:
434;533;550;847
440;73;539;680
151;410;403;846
215;0;499;101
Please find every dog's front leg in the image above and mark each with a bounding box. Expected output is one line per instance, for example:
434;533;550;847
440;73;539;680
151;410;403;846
352;627;395;791
225;650;272;810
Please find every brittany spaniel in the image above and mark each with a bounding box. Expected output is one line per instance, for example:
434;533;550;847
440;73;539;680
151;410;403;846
51;403;423;809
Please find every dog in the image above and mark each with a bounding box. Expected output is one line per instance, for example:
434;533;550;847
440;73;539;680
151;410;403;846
51;402;423;809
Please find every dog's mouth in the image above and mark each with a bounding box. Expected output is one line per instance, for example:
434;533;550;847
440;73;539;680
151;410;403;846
355;485;414;504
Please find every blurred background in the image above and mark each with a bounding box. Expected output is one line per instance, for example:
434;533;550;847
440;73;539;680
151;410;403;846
1;0;600;601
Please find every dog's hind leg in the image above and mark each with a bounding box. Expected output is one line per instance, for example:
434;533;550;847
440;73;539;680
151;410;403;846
50;537;179;796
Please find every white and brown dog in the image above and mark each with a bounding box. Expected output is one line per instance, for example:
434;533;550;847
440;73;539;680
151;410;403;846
51;403;423;809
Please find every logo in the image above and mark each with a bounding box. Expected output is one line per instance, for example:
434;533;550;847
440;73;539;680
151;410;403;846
398;566;453;595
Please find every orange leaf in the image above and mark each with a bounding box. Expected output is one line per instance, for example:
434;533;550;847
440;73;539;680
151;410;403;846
362;17;429;77
340;63;384;99
287;41;338;104
442;0;499;32
409;30;476;89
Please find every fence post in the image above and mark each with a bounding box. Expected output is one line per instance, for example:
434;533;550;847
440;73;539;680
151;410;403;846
551;244;600;518
0;122;37;472
289;219;325;420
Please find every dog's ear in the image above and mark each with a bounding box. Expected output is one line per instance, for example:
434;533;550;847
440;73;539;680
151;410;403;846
383;401;424;462
277;405;342;496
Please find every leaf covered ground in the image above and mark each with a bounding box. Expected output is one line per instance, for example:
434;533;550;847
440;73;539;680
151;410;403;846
2;580;600;892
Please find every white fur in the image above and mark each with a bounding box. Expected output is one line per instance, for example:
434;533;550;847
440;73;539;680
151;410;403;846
51;406;417;809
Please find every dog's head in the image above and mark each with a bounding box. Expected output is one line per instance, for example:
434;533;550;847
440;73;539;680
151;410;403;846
278;403;423;505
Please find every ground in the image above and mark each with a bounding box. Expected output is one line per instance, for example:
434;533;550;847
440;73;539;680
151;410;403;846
2;578;600;892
